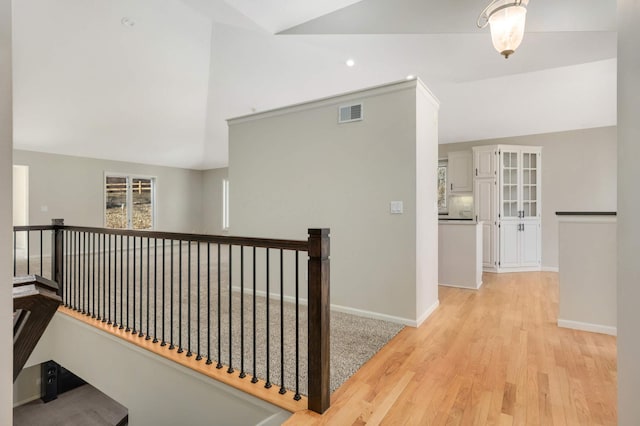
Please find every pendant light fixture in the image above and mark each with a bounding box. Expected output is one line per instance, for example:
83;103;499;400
477;0;529;59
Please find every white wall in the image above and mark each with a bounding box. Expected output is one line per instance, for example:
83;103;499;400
415;85;440;321
0;0;12;422
202;167;228;235
23;313;287;426
617;1;640;423
228;80;439;325
558;218;616;334
13;150;205;233
438;126;617;270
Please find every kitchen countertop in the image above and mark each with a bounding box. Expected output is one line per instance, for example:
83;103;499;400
439;219;479;225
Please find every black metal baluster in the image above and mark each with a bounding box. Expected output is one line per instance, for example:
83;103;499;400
161;239;166;346
85;232;89;316
153;238;158;342
26;230;30;275
126;236;131;332
67;232;71;308
187;241;192;356
78;232;87;315
92;233;96;318
294;250;301;401
112;235;118;328
13;231;16;276
39;230;43;276
251;246;257;384
228;245;234;374
196;242;202;360
101;233;106;322
97;233;102;319
206;243;212;365
87;232;91;316
279;249;285;394
178;240;183;353
139;236;144;337
240;246;246;378
86;233;89;317
120;235;124;329
169;240;175;350
132;236;137;334
76;232;80;312
70;232;74;309
265;248;271;389
216;243;222;369
146;237;151;340
63;231;68;307
107;234;112;324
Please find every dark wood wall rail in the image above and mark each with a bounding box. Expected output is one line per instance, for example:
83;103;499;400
12;220;331;414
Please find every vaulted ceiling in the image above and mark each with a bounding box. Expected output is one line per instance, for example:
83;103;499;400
12;0;617;169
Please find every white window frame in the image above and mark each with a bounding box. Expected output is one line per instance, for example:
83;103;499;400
438;160;448;214
104;172;157;230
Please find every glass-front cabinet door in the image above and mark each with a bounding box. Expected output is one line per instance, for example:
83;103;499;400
521;151;539;219
500;150;519;219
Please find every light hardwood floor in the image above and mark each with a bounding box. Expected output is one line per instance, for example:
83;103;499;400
285;272;617;425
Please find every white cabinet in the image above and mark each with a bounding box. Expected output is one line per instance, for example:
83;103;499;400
474;145;542;272
448;151;473;193
475;178;496;269
498;147;541;270
474;146;497;179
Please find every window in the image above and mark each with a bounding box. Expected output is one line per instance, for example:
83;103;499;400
105;174;155;230
438;161;447;213
222;179;229;230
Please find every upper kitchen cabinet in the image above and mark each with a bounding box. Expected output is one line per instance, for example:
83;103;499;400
448;150;473;193
473;146;497;178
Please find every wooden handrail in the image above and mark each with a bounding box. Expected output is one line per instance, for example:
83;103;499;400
13;275;62;381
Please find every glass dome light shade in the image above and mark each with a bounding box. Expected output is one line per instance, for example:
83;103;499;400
488;5;527;58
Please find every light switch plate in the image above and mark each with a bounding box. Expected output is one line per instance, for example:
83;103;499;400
390;201;403;214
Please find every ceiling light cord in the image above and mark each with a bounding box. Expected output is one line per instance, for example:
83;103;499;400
477;0;524;28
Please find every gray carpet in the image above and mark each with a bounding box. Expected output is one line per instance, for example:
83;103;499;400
15;243;404;395
13;384;128;426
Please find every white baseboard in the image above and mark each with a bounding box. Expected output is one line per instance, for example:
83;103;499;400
233;285;430;327
255;410;292;426
330;303;416;327
439;281;482;290
13;394;41;408
557;319;617;336
415;300;440;328
542;266;559;273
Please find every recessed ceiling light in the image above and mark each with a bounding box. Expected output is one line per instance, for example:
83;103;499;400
346;59;355;67
406;75;415;80
121;17;136;28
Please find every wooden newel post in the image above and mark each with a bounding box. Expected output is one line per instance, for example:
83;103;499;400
307;228;330;414
51;219;64;299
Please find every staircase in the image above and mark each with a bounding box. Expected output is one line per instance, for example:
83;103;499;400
13;275;62;381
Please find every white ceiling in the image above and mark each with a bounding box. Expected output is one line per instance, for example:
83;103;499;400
12;0;617;169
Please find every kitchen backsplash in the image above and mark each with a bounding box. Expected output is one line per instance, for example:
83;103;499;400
448;195;474;219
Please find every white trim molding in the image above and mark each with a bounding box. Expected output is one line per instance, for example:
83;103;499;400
439;281;483;290
542;266;559;273
415;300;440;328
557;319;617;336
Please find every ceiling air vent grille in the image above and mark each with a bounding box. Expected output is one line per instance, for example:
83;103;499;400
338;103;363;123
